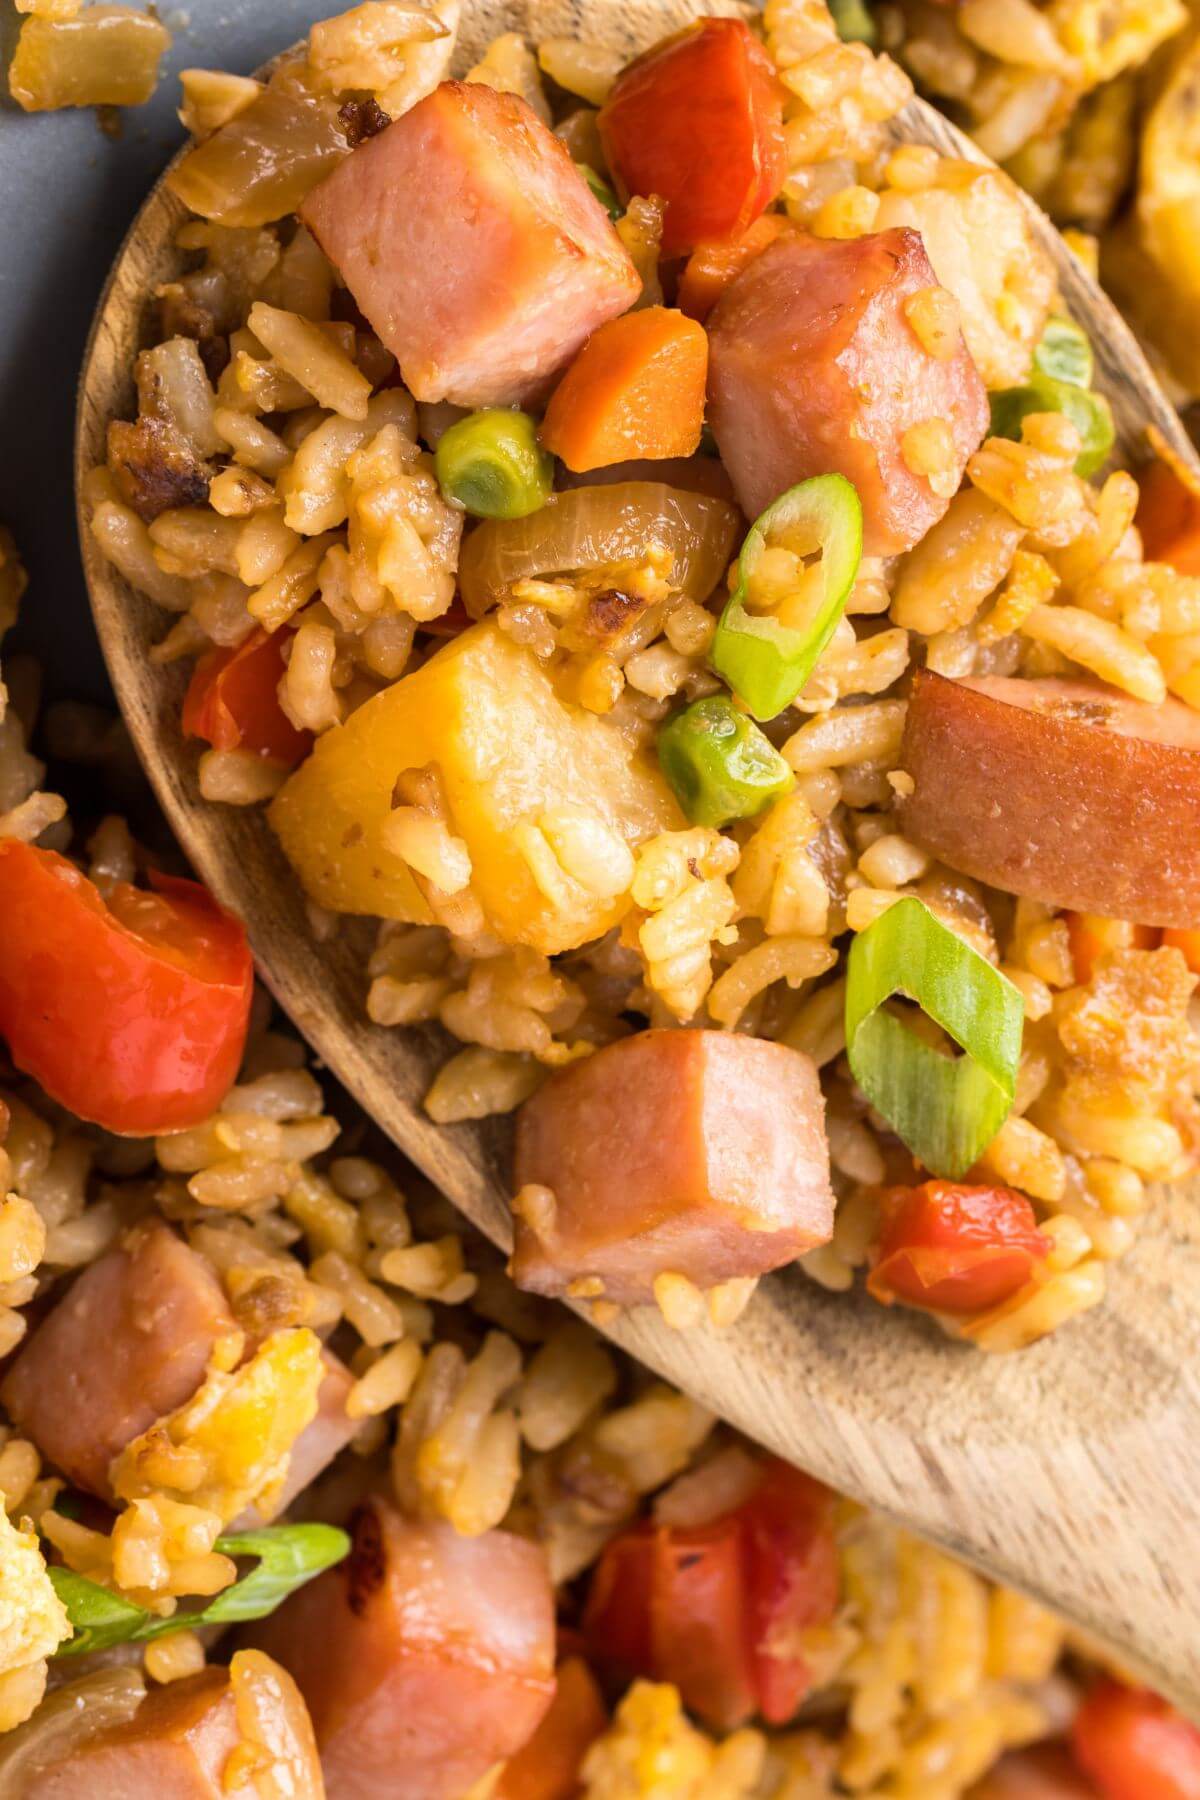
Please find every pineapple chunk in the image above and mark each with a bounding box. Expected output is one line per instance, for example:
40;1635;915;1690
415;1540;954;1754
269;619;683;954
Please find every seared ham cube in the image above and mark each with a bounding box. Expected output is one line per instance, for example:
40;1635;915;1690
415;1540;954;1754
511;1029;834;1307
252;1498;556;1800
707;228;989;554
1;1221;234;1499
302;82;640;407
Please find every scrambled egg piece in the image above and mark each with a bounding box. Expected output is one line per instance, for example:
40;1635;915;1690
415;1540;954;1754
110;1327;323;1525
580;1683;764;1800
0;1506;70;1728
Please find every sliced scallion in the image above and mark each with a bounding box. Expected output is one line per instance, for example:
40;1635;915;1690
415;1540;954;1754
845;895;1024;1179
711;473;863;722
50;1520;351;1657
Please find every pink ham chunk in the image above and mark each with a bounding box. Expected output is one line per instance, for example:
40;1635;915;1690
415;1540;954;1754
511;1029;834;1306
1;1221;235;1499
706;228;989;554
301;82;641;407
252;1497;556;1800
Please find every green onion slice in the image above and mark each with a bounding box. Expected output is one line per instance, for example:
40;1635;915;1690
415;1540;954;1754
1032;315;1092;390
845;896;1024;1179
711;474;863;722
50;1520;351;1658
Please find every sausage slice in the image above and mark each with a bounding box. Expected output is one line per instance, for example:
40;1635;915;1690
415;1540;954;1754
251;1497;556;1800
20;1658;322;1799
302;82;640;407
706;228;989;554
1;1221;235;1499
511;1029;834;1306
900;671;1200;926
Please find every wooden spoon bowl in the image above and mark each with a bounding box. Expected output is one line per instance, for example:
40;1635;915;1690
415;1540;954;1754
76;0;1200;1713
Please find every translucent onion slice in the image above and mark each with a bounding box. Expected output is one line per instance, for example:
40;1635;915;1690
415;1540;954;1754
168;58;350;229
0;1669;145;1788
845;895;1024;1180
457;481;741;617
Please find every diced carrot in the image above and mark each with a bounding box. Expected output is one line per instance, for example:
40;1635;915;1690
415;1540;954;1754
494;1658;608;1800
1065;912;1159;985
1136;458;1200;576
678;215;792;322
1162;926;1200;973
539;306;708;473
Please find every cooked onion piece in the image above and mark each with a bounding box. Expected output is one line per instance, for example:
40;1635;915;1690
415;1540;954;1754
458;482;741;617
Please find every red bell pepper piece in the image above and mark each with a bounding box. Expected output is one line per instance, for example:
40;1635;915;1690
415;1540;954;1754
598;20;787;258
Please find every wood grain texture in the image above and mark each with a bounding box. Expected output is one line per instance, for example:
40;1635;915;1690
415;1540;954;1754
75;0;1200;1714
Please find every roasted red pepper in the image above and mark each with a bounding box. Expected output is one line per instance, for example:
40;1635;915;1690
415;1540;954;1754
584;1458;837;1729
0;841;253;1134
183;627;311;766
598;20;787;258
868;1179;1051;1315
1071;1680;1200;1800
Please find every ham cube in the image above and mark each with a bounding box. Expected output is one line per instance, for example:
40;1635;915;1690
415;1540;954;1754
301;82;640;407
23;1657;322;1799
511;1029;834;1306
1;1221;235;1500
251;1498;556;1800
707;228;989;555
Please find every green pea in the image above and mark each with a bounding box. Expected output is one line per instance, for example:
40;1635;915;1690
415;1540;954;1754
1033;315;1093;390
658;695;794;829
435;409;554;519
988;375;1115;477
829;0;877;43
577;162;621;220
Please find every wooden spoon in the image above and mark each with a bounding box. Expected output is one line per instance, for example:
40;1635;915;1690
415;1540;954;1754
76;0;1200;1714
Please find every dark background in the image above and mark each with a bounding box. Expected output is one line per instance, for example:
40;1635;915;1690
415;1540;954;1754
0;0;321;704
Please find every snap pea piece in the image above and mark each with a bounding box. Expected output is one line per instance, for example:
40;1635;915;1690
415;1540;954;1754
658;694;794;829
988;376;1115;477
435;409;554;519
